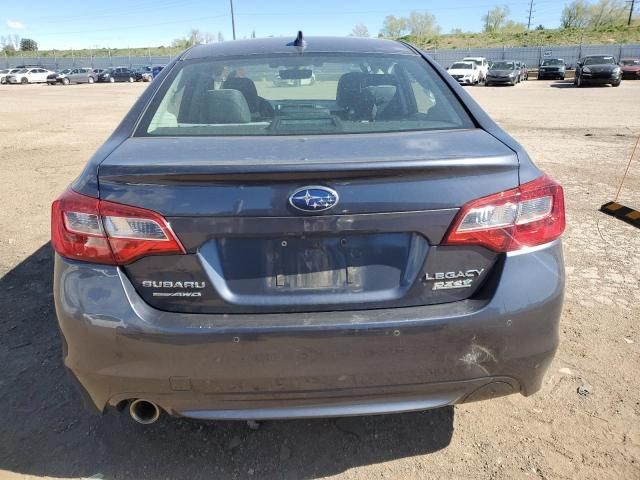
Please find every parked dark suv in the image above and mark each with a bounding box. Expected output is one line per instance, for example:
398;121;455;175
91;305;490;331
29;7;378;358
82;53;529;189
537;58;566;80
575;55;622;87
98;67;136;83
52;36;565;425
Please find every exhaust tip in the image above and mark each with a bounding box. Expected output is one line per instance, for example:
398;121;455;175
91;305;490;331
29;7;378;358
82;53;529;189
129;399;161;424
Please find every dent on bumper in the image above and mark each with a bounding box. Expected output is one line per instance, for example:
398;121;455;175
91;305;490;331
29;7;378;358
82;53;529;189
54;241;564;419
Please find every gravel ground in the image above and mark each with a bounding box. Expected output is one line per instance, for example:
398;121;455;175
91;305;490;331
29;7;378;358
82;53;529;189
0;79;639;480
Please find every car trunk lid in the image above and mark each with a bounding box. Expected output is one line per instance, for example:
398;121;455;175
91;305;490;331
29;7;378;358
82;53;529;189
98;129;518;313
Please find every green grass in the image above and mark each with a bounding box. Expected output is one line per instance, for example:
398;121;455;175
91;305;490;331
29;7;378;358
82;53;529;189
5;24;640;58
405;24;640;50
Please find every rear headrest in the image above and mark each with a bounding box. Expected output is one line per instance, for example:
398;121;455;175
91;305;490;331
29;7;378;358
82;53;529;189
336;72;399;109
336;72;367;108
203;89;252;124
222;77;258;112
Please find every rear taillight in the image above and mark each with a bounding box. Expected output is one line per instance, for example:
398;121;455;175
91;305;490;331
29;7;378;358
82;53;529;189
443;175;565;252
51;189;185;265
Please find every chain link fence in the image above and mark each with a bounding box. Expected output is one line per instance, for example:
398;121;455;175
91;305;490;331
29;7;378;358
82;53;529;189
423;44;640;69
1;54;176;70
3;44;640;71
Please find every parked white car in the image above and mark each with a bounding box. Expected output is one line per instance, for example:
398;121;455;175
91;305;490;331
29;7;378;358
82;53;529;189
462;57;490;83
0;68;21;84
6;67;55;84
447;61;481;85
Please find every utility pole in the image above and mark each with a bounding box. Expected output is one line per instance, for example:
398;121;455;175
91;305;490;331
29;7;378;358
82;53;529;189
527;0;535;30
230;0;236;40
628;0;636;26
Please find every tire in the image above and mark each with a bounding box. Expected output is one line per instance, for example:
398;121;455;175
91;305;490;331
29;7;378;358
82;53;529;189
576;75;583;88
62;77;70;85
21;77;28;84
88;76;94;84
128;77;134;83
612;80;621;87
1;78;6;84
560;75;565;81
109;77;115;83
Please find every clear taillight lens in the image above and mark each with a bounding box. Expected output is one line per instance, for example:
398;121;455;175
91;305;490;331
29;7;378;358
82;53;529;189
52;189;185;265
102;216;167;240
443;175;565;252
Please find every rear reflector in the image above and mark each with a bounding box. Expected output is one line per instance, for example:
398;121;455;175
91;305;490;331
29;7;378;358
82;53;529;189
443;175;565;252
52;189;185;265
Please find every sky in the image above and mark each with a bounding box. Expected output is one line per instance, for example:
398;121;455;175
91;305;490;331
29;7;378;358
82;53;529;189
1;0;570;50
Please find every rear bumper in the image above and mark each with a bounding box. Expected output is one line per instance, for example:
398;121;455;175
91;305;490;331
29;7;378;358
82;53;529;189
452;78;474;85
54;240;564;419
537;71;564;79
621;71;640;79
486;77;515;84
581;75;621;84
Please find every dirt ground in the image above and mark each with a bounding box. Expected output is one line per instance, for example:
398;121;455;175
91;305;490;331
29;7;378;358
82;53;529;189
0;79;639;480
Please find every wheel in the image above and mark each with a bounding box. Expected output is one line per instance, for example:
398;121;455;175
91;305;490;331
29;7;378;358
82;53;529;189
88;76;94;84
1;78;6;84
576;75;583;88
560;75;565;81
21;77;28;84
128;77;134;83
485;82;492;86
62;77;70;85
612;80;621;87
109;77;115;83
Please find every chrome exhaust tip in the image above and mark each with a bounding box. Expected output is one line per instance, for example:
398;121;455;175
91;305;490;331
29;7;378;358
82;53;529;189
129;399;161;425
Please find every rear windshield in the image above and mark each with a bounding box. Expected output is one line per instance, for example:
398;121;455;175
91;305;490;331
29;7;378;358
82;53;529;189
490;62;514;70
583;56;615;65
450;62;473;70
621;59;640;66
136;53;474;137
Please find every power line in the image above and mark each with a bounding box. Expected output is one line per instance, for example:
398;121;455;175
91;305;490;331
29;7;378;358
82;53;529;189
230;0;237;40
527;0;536;29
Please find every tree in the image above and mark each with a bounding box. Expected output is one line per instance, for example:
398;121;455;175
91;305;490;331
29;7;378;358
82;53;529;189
2;34;21;50
560;0;591;28
588;0;626;27
406;11;441;37
535;24;545;30
171;36;189;49
203;32;215;44
217;31;225;42
380;15;408;37
351;24;370;37
20;38;37;51
482;6;510;32
189;28;203;46
502;20;527;33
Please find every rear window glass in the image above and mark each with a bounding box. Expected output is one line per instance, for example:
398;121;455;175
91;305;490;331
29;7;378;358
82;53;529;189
136;53;474;137
583;56;615;65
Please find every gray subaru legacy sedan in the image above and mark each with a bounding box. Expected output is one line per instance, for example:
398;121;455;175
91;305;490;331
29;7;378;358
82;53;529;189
52;35;565;424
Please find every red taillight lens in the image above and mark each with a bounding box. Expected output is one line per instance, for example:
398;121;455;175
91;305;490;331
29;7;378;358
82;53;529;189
51;189;185;265
443;175;565;252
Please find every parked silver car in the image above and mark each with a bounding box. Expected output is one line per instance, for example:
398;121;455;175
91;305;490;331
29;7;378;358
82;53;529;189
48;67;97;85
0;68;21;84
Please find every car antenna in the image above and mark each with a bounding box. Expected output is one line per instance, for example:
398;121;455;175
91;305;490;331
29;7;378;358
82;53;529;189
287;31;306;54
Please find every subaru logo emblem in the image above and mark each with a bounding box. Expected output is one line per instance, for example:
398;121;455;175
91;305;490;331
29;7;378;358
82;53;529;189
289;186;339;213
